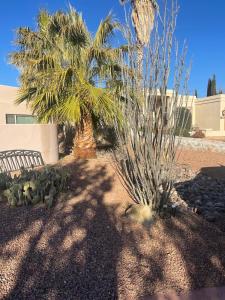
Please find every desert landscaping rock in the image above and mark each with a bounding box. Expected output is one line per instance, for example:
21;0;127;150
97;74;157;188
171;162;225;224
180;137;225;153
204;213;217;222
195;199;202;205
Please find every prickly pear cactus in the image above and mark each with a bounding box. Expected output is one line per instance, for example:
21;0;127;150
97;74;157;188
0;173;12;190
1;166;70;208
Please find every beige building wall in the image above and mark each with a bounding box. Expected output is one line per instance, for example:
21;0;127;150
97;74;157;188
0;85;58;164
0;124;58;164
194;96;221;131
220;98;225;132
0;85;32;123
166;89;195;110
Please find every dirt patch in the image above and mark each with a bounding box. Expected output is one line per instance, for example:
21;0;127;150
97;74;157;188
177;148;225;174
0;155;225;299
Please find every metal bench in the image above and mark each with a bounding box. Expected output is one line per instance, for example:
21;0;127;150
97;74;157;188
0;150;44;174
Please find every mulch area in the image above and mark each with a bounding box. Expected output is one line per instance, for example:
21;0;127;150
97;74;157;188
1;150;225;299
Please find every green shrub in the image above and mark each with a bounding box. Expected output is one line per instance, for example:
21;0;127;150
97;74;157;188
0;173;12;191
174;127;190;137
175;107;192;137
192;129;205;138
2;166;70;208
92;115;118;149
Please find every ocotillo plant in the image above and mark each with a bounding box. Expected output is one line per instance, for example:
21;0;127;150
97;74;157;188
113;0;191;216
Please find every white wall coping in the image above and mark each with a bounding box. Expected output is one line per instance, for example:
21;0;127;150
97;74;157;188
195;94;225;103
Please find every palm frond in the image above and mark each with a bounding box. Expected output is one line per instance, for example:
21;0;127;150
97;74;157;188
93;13;118;48
10;7;124;126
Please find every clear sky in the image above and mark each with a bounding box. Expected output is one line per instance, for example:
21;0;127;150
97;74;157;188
1;0;225;97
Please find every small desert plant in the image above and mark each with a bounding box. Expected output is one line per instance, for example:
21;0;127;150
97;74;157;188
113;0;191;220
2;166;70;208
192;129;205;138
0;173;12;190
93;115;118;149
175;107;192;137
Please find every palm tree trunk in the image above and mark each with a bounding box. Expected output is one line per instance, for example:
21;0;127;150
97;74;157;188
137;43;144;87
132;0;156;46
132;0;156;85
73;115;97;159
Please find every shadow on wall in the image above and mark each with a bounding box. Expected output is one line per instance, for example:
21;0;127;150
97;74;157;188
1;161;225;299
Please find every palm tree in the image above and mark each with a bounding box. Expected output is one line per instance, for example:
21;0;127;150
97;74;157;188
10;8;122;159
120;0;158;74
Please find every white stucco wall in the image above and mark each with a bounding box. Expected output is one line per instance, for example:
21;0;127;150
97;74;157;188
166;89;195;110
0;85;32;124
193;94;225;133
0;124;58;164
194;97;221;131
0;85;58;164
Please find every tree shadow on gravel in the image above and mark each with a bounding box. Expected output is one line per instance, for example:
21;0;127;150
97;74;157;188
140;217;225;299
175;165;225;231
142;165;225;299
0;159;122;300
159;212;225;293
2;161;225;300
0;158;171;299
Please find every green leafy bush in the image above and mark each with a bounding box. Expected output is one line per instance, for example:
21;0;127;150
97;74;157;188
2;166;70;208
175;107;192;137
174;127;191;137
93;115;118;149
192;129;205;138
0;173;12;190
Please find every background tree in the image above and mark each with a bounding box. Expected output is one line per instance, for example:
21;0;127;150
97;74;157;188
194;89;198;98
10;8;123;159
207;78;212;96
207;75;217;97
211;74;217;95
175;107;192;137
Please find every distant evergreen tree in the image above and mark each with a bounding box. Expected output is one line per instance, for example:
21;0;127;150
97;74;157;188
211;74;217;95
219;89;223;94
207;79;212;96
194;89;198;98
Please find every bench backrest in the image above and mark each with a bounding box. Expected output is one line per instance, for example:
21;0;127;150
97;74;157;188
0;150;44;173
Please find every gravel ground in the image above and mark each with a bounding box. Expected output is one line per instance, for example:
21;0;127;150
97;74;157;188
179;137;225;153
1;150;225;299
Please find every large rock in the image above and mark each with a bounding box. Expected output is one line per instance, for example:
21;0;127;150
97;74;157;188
204;214;216;222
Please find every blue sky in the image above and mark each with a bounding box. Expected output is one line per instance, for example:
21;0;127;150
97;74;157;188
1;0;225;97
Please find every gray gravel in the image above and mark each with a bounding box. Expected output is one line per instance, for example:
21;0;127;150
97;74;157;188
171;166;225;225
179;137;225;153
